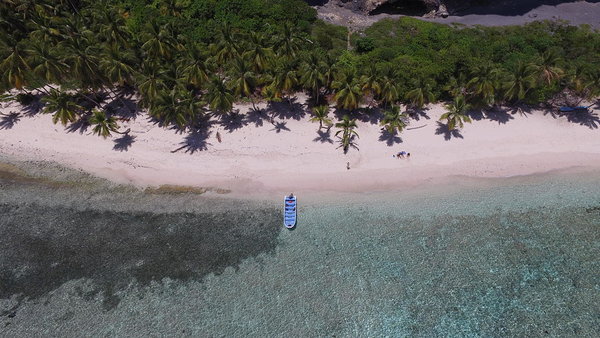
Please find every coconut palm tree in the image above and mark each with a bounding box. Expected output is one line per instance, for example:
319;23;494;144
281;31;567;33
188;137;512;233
94;6;131;47
243;31;273;73
269;57;298;102
467;62;501;106
275;23;302;59
141;21;176;60
534;49;564;86
440;95;471;131
360;66;381;107
335;114;359;154
210;23;240;64
332;70;362;111
300;53;325;104
27;41;67;92
406;79;435;109
137;63;168;107
42;89;83;125
0;39;31;90
206;76;234;116
88;109;119;138
230;56;257;108
503;61;537;103
309;105;332;130
177;43;211;90
150;88;189;128
380;105;408;134
379;74;399;109
100;43;136;88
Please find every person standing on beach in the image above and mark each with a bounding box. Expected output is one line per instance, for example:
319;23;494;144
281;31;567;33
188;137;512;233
346;162;350;170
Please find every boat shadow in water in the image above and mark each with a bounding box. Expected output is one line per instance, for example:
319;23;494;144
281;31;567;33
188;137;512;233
0;203;281;312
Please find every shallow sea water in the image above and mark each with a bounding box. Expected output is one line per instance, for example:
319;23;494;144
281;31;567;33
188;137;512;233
0;168;599;336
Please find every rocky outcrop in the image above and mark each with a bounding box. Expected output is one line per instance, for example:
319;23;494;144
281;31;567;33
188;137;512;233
324;0;443;15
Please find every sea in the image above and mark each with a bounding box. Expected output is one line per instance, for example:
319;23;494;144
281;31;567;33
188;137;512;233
0;161;599;336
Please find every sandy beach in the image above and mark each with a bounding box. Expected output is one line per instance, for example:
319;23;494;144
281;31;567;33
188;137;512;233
1;95;599;197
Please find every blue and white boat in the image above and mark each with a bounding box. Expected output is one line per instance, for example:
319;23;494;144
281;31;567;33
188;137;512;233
284;194;297;229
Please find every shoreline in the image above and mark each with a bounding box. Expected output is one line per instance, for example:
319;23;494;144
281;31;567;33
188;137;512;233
1;96;599;200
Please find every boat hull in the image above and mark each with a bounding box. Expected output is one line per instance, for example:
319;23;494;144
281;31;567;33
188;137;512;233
284;196;297;228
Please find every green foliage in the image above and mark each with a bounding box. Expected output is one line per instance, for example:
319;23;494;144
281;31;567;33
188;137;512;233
355;37;376;53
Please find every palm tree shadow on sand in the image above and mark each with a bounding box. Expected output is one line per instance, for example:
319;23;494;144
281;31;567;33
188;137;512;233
21;96;45;117
171;128;212;154
0;112;20;130
313;128;334;144
267;98;306;121
379;129;403;146
65;114;91;134
270;121;290;133
219;111;248;132
245;107;270;127
435;122;464;141
564;110;600;129
113;134;136;152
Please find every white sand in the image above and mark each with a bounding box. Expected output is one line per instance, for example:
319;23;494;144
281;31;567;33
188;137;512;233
1;96;599;197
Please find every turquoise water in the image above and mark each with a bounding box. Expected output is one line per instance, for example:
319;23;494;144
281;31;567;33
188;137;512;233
1;167;599;336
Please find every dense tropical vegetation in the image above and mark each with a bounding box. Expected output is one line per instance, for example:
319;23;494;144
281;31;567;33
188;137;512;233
1;0;599;152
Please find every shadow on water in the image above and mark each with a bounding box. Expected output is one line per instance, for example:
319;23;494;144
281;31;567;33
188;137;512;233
0;203;281;312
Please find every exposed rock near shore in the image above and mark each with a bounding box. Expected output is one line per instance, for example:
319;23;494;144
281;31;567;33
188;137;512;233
311;0;598;18
312;0;600;29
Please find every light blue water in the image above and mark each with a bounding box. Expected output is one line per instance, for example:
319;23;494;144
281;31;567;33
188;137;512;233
1;168;599;336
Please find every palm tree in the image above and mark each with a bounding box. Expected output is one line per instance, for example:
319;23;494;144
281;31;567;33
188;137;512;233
230;56;257;108
177;44;211;90
100;43;136;88
62;33;105;94
440;95;472;131
269;58;298;102
0;39;31;90
379;74;399;109
207;76;234;116
27;41;67;92
309;105;332;130
406;79;435;109
360;66;381;107
42;89;83;125
300;53;325;104
467;62;501;106
210;23;239;64
586;71;600;99
243;31;273;73
137;63;168;107
141;21;176;60
534;49;564;86
150;88;189;128
275;23;302;59
94;6;131;47
88;109;119;138
565;63;588;96
380;105;408;134
332;71;362;111
503;61;537;103
335;114;359;154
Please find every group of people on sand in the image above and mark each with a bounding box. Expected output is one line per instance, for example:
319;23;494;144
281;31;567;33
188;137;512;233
394;151;410;159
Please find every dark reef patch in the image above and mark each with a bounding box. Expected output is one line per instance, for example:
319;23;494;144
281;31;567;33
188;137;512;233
0;203;280;311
